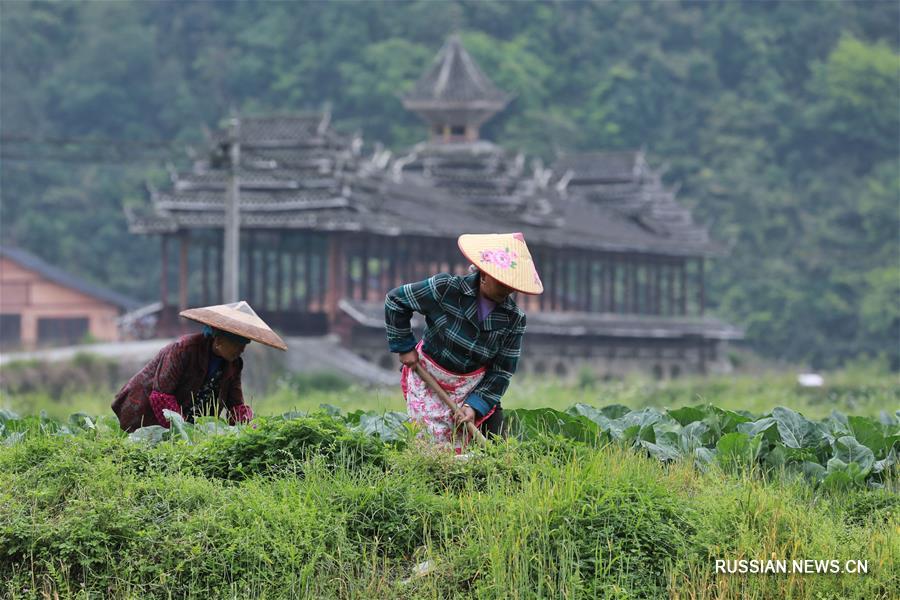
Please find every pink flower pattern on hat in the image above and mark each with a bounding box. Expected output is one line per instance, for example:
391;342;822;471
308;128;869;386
459;232;542;295
479;247;518;269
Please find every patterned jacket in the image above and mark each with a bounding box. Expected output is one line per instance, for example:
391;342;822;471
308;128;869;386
112;333;246;432
384;271;527;416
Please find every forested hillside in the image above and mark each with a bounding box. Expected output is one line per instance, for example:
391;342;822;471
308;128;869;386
1;1;897;369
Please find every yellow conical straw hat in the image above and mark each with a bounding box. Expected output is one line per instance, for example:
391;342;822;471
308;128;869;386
458;232;544;295
179;301;288;351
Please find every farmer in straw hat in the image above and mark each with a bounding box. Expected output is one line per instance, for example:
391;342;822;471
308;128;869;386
112;301;287;432
384;232;542;449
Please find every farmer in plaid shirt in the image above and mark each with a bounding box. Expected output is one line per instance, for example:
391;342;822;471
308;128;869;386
385;233;543;447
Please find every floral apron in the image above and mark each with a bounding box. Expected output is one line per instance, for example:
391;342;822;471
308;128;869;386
401;341;495;451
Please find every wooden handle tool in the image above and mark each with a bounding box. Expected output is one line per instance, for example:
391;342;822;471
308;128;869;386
414;362;487;447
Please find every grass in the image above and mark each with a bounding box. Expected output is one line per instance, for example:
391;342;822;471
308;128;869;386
1;359;896;596
0;417;896;599
3;363;896;422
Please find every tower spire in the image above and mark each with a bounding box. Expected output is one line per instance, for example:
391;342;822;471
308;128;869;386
403;34;511;143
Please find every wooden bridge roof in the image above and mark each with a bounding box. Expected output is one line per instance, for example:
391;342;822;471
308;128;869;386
127;114;721;257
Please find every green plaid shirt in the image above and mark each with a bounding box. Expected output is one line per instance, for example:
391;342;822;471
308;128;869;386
384;271;527;416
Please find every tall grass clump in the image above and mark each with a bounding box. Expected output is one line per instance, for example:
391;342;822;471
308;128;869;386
0;413;896;599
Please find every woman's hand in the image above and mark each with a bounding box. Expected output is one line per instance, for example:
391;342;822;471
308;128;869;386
399;350;419;368
454;405;476;426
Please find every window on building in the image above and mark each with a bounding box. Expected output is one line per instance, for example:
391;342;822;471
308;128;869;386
37;317;89;345
433;125;443;136
450;125;466;136
0;314;21;345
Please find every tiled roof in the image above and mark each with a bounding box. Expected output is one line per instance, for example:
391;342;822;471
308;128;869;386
128;113;720;256
209;114;340;148
554;151;648;183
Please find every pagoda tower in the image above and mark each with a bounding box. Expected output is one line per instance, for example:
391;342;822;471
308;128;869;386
402;34;511;143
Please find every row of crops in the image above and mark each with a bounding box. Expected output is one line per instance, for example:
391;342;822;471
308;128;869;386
1;403;897;490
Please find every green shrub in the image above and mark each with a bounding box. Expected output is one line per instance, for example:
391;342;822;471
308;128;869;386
842;488;900;527
190;415;387;480
331;474;446;558
551;482;696;598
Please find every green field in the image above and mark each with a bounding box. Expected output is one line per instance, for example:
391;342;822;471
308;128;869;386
0;364;898;599
1;353;897;422
0;409;897;599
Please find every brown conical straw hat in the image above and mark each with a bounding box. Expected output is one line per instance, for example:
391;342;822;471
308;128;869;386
179;301;288;351
458;232;543;295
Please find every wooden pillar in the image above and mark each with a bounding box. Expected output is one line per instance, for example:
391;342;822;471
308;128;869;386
387;236;398;290
594;257;602;313
641;260;649;315
586;258;594;312
698;257;705;315
201;240;209;305
654;258;662;315
160;235;169;307
361;234;370;302
418;236;426;280
325;233;344;323
290;245;298;310
345;237;356;300
608;255;616;313
377;235;388;294
635;259;641;314
216;233;223;305
624;257;632;314
568;252;575;311
318;234;327;311
275;234;284;312
645;262;651;314
383;237;391;288
262;244;272;311
667;260;675;316
584;255;592;311
575;252;591;312
568;252;577;311
178;233;189;311
549;248;558;311
636;259;643;314
422;236;431;276
246;232;256;306
411;237;421;280
406;236;414;281
398;237;408;283
305;233;314;310
444;238;453;275
536;248;546;311
634;259;641;314
570;252;578;311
